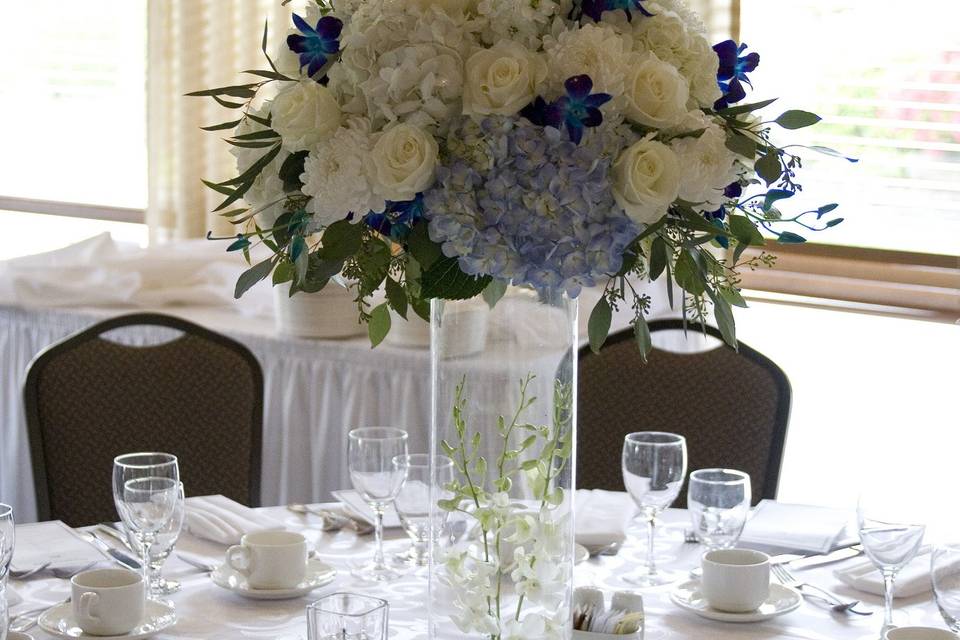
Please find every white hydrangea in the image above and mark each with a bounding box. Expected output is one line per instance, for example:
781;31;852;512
475;0;565;50
300;118;385;227
543;23;632;98
229;104;288;228
672;119;740;211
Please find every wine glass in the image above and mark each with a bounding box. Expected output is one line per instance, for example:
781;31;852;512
857;493;926;637
126;482;185;598
392;454;454;567
113;453;180;586
348;427;408;581
622;432;687;587
688;468;751;552
0;503;13;640
932;543;960;632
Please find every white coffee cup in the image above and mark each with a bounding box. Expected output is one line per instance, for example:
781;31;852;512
885;627;960;640
226;531;308;589
701;549;771;613
71;569;145;636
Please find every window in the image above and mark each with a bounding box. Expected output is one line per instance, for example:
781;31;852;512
0;0;148;239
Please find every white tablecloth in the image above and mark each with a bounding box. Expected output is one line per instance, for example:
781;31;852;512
7;507;948;639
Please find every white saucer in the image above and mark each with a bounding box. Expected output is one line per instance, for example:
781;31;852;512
38;600;176;639
211;557;337;600
575;543;589;565
670;580;802;623
8;632;35;640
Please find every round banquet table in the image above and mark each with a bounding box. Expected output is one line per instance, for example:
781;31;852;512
7;506;949;640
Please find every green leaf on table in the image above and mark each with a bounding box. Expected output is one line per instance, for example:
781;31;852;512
481;279;508;309
279;151;308;193
716;98;778;117
385;277;408;320
756;151;782;186
420;256;491;300
633;315;652;362
774;110;822;130
648;236;668;281
368;303;391;348
234;259;274;299
407;222;443;270
674;249;705;296
587;297;612;354
317;219;363;261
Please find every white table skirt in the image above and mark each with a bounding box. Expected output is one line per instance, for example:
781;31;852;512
7;506;948;639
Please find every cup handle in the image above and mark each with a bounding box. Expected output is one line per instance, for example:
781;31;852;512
226;545;252;576
79;592;101;621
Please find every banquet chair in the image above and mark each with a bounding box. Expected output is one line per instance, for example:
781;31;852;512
577;319;791;507
24;313;264;527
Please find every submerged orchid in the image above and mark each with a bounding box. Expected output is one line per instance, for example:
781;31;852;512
286;14;343;79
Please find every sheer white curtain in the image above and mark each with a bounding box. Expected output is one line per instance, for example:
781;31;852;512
146;0;296;241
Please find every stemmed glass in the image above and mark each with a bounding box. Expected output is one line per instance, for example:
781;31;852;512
857;493;926;637
392;454;454;567
0;503;14;640
126;482;185;598
931;544;960;632
688;468;752;552
348;427;408;582
622;432;687;587
112;453;181;588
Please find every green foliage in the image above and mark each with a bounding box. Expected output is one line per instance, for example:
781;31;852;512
385;277;408;319
481;279;508;309
420;256;491;300
368;303;391;347
234;258;274;299
587;297;612;354
775;110;822;130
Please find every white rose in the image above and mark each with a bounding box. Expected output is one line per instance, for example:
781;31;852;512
623;52;690;129
672;123;739;212
369;123;439;201
272;80;342;152
612;136;681;225
463;41;547;116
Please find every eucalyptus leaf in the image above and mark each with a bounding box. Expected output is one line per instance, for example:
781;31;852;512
816;203;839;218
368;303;392;348
234;259;274;299
242;69;293;81
711;293;738;349
775;110;822;130
826;217;844;227
185;84;257;98
674;250;705;296
232;129;280;141
633;315;652;362
587;297;612;354
648;236;668;281
762;189;795;212
716;98;778;117
212;95;246;109
201;119;242;132
756;151;782;186
385;277;408;320
272;261;294;285
777;231;807;244
719;287;749;308
726;132;757;158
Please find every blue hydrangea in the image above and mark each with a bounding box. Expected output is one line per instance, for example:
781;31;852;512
424;117;639;297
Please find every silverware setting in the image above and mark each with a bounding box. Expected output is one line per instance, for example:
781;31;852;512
287;503;374;535
77;530;141;571
176;553;218;573
771;563;872;616
9;597;71;633
9;561;51;580
9;560;96;581
584;541;623;557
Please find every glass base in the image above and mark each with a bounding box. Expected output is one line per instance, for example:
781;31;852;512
622;566;684;588
393;544;428;568
351;561;404;582
150;577;180;596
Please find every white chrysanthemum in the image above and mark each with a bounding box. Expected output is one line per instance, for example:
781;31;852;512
475;0;565;49
672;120;740;211
543;23;632;98
683;34;722;107
300;119;385;227
229;104;288;228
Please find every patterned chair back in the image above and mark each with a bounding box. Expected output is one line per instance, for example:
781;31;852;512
577;319;791;506
24;313;263;526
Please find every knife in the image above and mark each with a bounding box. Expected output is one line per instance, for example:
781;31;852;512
79;531;142;571
770;542;863;568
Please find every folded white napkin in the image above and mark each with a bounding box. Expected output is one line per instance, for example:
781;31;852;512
331;490;402;529
739;500;856;554
184;495;284;545
574;490;636;548
834;548;943;599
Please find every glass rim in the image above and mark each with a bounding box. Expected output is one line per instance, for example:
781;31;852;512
624;431;686;446
308;592;388;616
0;503;12;518
113;452;179;469
690;468;750;484
393;453;453;469
348;427;409;442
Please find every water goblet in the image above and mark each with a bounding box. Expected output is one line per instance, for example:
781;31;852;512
126;482;185;598
348;428;408;582
392;454;454;567
688;468;751;551
0;503;13;640
112;453;180;586
622;432;688;587
932;544;960;632
857;492;926;637
307;592;388;640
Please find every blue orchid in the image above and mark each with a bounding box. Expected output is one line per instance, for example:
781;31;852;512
286;14;343;79
713;40;760;110
520;75;612;145
580;0;654;22
364;195;424;241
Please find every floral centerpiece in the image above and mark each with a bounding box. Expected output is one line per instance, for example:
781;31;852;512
190;0;852;637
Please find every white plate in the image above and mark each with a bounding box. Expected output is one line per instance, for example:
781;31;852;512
575;543;589;565
38;600;176;639
211;557;337;600
670;580;801;623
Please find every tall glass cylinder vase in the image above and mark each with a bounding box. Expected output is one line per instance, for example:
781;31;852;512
428;286;577;640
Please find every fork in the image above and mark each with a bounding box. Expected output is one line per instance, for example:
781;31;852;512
771;563;872;615
51;561;97;579
9;598;72;633
9;562;51;580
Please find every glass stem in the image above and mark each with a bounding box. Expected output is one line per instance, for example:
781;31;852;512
882;569;897;631
373;507;386;570
140;536;154;589
646;515;658;576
